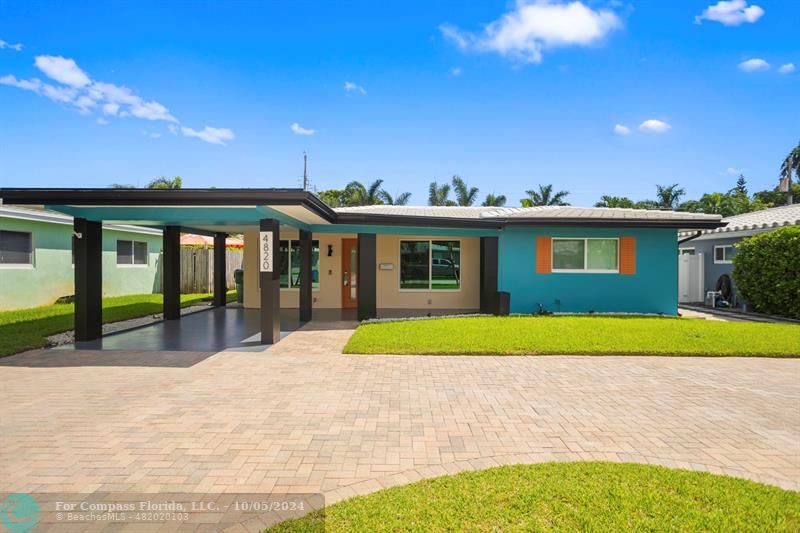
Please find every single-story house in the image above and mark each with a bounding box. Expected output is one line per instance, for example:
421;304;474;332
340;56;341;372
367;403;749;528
677;204;800;305
0;188;724;344
0;205;162;310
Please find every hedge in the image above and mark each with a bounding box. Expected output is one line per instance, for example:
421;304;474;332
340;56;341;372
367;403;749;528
732;226;800;320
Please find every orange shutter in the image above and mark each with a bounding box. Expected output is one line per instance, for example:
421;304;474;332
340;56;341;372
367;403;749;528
535;236;552;273
619;236;636;275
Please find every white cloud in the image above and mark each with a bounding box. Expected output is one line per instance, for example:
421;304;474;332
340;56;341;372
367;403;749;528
1;54;232;142
0;39;23;51
449;67;463;77
440;0;622;64
344;81;366;95
96;117;108;125
290;122;315;136
778;63;796;74
102;102;120;116
738;58;770;72
34;55;91;87
613;124;630;135
638;119;671;133
128;100;177;122
181;126;235;145
694;1;764;26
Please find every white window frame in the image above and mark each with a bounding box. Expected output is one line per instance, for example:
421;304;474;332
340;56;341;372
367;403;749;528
398;239;462;292
0;229;34;269
279;239;321;291
713;245;734;264
679;247;695;256
551;237;620;274
116;239;149;267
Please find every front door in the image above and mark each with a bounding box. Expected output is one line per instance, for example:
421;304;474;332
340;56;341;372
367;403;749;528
341;238;358;308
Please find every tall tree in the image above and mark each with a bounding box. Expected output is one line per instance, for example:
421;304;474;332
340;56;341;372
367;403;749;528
147;176;182;189
379;190;412;205
428;180;456;206
654;183;685;209
317;189;347;207
780;140;800;205
451;175;479;206
343;179;384;206
594;195;635;208
481;193;507;207
732;174;748;196
520;184;570;207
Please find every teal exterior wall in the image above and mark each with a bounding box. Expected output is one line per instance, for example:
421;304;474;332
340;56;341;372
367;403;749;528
0;216;162;310
498;227;678;315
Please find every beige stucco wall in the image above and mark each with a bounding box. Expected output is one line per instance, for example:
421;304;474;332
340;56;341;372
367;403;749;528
243;230;355;309
376;234;480;309
242;230;479;310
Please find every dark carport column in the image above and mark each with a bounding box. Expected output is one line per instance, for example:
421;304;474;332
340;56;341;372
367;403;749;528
213;232;227;307
480;236;499;314
162;226;181;320
357;233;376;321
298;229;313;322
73;217;102;342
260;219;281;344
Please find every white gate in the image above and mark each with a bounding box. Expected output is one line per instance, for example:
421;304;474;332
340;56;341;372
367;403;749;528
678;253;704;303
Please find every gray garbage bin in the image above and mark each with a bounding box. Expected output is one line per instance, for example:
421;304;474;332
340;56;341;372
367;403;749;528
234;269;244;303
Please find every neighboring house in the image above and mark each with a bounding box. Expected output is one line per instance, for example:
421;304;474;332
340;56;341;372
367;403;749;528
677;204;800;305
0;205;162;310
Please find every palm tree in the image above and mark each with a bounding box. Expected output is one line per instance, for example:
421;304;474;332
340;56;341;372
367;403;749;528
594;195;635;208
655;183;685;209
780;140;800;205
451;175;479;206
481;193;507;207
428;180;456;206
147;176;182;189
343;179;384;206
520;184;569;207
379;190;412;205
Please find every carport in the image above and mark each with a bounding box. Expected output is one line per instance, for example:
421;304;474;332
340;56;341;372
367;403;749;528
0;188;341;345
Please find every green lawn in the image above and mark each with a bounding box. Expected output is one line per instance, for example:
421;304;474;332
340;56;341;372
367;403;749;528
0;291;235;357
269;462;800;532
344;316;800;357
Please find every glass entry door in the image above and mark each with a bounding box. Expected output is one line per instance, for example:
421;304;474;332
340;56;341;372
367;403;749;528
341;238;358;308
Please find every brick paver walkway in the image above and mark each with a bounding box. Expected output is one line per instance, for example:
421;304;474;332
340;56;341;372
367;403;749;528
1;321;798;530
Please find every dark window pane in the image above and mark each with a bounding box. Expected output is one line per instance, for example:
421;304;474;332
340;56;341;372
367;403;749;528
400;240;430;289
291;240;321;289
431;240;460;290
116;240;133;265
279;240;290;288
133;241;148;265
553;239;585;270
0;230;32;265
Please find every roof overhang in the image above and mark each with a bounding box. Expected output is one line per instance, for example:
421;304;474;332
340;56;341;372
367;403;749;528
0;188;728;231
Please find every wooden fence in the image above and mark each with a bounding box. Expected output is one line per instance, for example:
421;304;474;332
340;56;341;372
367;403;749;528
180;248;243;294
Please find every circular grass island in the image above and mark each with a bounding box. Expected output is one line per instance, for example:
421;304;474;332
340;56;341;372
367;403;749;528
268;462;799;532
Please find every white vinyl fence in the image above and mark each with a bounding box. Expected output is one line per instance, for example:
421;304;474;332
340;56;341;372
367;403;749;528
678;253;704;303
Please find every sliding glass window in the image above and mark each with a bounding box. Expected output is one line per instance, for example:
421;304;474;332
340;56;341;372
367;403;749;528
552;238;618;273
279;239;320;289
399;240;461;290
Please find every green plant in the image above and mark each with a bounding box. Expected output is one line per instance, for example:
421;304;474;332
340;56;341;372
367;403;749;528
732;226;800;319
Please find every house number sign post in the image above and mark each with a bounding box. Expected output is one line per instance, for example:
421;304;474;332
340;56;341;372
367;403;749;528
259;231;273;272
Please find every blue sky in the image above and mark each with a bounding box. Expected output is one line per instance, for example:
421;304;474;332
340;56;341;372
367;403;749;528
0;0;797;206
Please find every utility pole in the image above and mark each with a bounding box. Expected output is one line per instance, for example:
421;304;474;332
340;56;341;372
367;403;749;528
303;152;308;191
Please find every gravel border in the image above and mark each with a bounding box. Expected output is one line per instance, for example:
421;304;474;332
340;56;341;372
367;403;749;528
46;304;213;347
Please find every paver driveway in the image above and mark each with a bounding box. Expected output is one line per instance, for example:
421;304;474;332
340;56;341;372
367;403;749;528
1;321;799;526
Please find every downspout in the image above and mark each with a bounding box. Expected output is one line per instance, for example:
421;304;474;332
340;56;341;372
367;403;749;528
678;231;702;245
